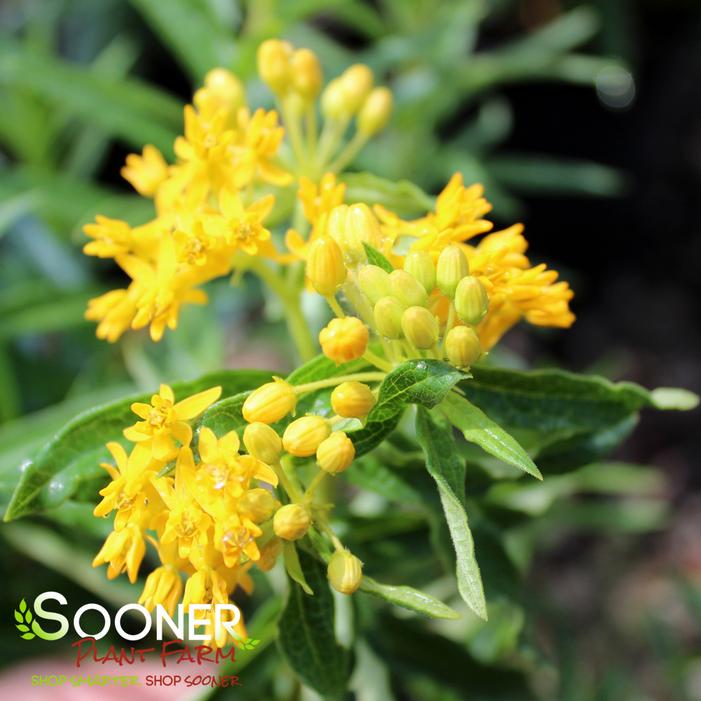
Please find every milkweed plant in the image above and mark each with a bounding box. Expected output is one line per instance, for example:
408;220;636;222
5;39;697;697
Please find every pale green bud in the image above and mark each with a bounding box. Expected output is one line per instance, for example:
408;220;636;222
445;326;481;368
374;296;403;339
455;276;489;325
403;251;436;293
327;548;363;594
437;245;469;298
357;87;393;135
401;306;439;350
389;269;428;308
358;264;392;305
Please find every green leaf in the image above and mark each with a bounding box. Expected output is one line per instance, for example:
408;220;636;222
16;623;29;632
0;38;181;153
464;366;695;435
362;242;393;273
441;391;541;479
21;632;35;640
416;408;487;620
649;387;699;411
19;598;27;613
130;0;237;81
283;543;314;596
345;455;422;504
342;172;434;216
359;575;460;620
278;549;351;698
349;360;467;456
14;610;22;623
4;370;273;520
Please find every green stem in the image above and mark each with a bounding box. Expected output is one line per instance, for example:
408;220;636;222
244;257;316;362
292;371;386;394
328;129;369;173
274;460;305;503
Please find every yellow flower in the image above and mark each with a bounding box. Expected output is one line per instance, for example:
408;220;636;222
286;173;347;262
93;442;159;529
83;216;134;259
93;523;145;583
230;107;292;189
121;145;169;197
124;384;222;461
138;564;183;615
194;427;278;502
85;289;138;343
154;448;212;560
204;189;275;256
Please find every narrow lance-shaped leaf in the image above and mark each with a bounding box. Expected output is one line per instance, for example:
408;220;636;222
441;391;542;479
416;407;487;620
359;575;460;620
278;549;351;698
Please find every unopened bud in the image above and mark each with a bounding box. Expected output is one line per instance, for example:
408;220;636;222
327;549;363;594
242;378;297;424
358;87;393;136
327;203;382;266
257;39;293;94
339;64;374;114
455;276;489;325
282;415;331;457
390;269;428;308
273;504;310;541
306;237;347;295
194;68;245;117
290;48;322;101
239;488;276;522
243;422;283;464
403;251;436;293
401;306;439;350
321;78;346;119
358;264;392;304
445;326;481;368
374;296;404;339
317;431;355;474
331;381;376;419
437;245;469;298
319;316;369;364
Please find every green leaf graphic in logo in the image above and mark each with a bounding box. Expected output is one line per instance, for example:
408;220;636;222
241;638;260;651
14;598;35;640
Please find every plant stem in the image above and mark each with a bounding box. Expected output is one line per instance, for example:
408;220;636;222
244;257;316;362
292;371;386;395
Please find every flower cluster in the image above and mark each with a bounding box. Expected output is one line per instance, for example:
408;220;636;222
306;173;575;371
93;374;382;643
84;40;393;343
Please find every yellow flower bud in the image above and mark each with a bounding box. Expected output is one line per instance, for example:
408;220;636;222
282;415;331;457
306;236;347;295
319;316;369;364
257;39;293;94
358;87;393;136
327;548;363;594
445;325;481;368
404;251;436;293
321;78;346;119
242;378;297;424
331;381;376;418
243;421;283;463
401;306;439;350
339;64;374;114
358;264;392;304
437;245;469;298
317;431;355;474
273;503;310;541
327;203;382;266
373;296;404;339
239;488;276;522
194;68;245;117
454;276;489;325
290;48;322;101
390;269;428;308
